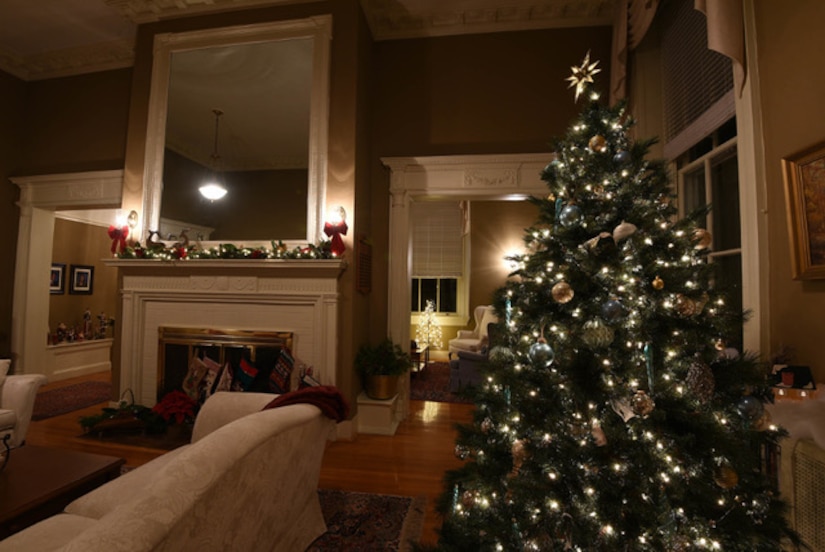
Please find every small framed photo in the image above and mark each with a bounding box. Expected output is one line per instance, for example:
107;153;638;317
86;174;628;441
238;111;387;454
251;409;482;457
69;265;94;295
783;139;825;279
50;263;66;294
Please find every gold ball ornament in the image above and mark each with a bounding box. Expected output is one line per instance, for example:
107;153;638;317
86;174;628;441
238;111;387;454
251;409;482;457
582;319;615;349
674;293;697;317
588;134;607;152
461;490;475;508
693;228;713;250
652;276;664;290
714;465;739;489
631;390;655;417
551;281;574;304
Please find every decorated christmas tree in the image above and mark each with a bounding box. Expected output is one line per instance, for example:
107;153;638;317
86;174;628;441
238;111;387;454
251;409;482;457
416;299;444;350
433;54;795;551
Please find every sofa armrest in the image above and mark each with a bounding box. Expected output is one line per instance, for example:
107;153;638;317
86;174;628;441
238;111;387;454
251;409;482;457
1;374;48;447
457;350;487;362
455;329;477;339
191;391;276;443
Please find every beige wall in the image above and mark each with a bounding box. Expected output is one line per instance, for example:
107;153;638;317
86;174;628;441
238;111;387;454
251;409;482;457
49;218;119;339
469;200;540;313
756;0;825;382
0;71;25;360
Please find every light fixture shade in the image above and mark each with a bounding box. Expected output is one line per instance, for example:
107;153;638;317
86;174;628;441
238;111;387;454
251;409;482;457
199;183;228;201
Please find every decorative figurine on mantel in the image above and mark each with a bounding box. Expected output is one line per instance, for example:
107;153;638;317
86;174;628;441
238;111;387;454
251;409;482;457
83;308;92;339
96;311;114;339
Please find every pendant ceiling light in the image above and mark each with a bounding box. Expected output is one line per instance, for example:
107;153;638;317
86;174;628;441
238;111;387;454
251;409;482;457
199;108;228;201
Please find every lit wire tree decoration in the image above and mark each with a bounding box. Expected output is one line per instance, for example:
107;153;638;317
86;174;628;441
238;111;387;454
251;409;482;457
429;55;796;551
415;300;443;350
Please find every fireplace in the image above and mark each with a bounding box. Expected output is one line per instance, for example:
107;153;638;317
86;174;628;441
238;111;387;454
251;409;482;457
107;258;345;406
157;327;294;400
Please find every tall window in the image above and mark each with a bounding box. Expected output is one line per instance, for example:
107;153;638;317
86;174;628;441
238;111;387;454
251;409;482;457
677;119;742;348
410;201;465;314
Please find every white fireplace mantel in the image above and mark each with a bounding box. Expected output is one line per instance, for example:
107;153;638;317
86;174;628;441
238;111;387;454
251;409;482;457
107;258;346;406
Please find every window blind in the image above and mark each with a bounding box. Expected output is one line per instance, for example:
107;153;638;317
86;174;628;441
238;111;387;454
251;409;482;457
411;201;463;277
660;0;733;159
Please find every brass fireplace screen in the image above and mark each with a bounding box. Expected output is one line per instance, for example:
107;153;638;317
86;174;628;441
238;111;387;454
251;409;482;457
157;327;293;400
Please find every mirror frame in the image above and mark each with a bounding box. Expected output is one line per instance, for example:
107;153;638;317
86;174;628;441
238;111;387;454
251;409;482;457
141;15;331;247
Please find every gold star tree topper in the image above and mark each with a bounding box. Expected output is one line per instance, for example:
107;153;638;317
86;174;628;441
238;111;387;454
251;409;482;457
566;51;601;102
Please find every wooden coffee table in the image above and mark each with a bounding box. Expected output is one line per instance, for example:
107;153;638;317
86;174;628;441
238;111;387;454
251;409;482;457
0;445;125;539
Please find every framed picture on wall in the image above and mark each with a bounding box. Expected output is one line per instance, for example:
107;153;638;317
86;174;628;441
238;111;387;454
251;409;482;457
69;265;94;295
782;139;825;279
50;263;66;294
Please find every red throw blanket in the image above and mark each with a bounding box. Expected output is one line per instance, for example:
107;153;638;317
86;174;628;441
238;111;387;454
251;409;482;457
262;385;350;422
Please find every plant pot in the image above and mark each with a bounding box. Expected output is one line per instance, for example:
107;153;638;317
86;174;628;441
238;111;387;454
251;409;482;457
365;374;399;400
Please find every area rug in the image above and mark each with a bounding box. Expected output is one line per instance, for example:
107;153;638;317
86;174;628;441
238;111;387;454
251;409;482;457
309;489;426;551
32;381;112;420
409;361;473;404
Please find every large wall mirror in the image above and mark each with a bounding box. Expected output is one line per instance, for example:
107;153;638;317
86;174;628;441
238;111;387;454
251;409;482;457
141;15;331;246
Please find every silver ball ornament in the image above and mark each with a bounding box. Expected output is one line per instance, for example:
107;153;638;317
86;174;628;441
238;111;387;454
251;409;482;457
559;205;582;228
528;339;555;367
737;396;764;422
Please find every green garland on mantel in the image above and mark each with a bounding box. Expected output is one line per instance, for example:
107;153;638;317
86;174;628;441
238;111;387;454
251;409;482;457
115;239;337;260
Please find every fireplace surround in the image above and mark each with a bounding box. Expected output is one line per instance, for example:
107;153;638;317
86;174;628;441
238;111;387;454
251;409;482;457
106;258;345;406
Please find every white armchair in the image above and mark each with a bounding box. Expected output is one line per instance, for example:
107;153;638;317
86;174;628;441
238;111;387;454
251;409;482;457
448;305;498;356
0;359;48;449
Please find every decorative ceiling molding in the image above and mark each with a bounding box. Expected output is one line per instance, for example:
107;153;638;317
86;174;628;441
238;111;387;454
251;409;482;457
360;0;616;41
0;39;135;81
104;0;310;24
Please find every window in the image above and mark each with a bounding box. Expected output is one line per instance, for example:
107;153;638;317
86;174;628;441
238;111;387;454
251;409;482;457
410;201;465;315
677;121;742;348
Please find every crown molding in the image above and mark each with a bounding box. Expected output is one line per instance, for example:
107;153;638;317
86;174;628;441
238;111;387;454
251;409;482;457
360;0;616;41
0;38;134;81
105;0;316;24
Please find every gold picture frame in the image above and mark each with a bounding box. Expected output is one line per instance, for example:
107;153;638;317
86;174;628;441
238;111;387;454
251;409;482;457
782;140;825;279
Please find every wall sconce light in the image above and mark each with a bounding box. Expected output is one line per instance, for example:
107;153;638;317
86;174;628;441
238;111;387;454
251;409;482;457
109;210;137;255
324;205;348;257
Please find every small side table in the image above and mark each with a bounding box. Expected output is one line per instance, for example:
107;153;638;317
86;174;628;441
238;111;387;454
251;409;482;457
410;345;429;373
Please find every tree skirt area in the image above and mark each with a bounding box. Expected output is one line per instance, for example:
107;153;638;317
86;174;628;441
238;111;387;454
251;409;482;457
409;362;473;404
31;381;112;420
309;490;425;551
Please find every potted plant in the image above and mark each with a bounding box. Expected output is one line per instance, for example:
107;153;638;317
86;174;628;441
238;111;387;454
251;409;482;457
356;338;412;400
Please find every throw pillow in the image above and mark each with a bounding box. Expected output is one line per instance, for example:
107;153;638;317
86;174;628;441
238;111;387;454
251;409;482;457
181;356;208;401
233;357;259;391
268;348;295;394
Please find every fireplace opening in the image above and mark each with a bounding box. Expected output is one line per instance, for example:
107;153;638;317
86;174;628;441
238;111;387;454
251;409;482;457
158;327;294;403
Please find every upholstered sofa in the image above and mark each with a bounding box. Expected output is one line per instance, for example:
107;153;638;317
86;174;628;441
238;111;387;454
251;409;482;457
0;391;337;552
0;358;48;448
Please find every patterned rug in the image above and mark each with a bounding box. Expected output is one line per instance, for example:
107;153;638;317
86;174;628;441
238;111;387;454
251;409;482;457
310;490;426;551
31;381;112;420
409;362;473;404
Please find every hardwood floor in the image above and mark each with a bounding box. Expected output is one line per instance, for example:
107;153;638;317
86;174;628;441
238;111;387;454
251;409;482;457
25;370;474;547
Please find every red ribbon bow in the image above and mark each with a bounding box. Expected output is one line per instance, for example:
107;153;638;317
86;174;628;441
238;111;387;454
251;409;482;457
323;221;348;257
108;225;129;254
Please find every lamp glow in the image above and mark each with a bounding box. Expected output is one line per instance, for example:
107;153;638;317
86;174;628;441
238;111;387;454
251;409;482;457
199;183;228;201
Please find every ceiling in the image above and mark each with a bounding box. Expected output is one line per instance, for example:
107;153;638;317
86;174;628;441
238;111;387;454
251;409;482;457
0;0;616;81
